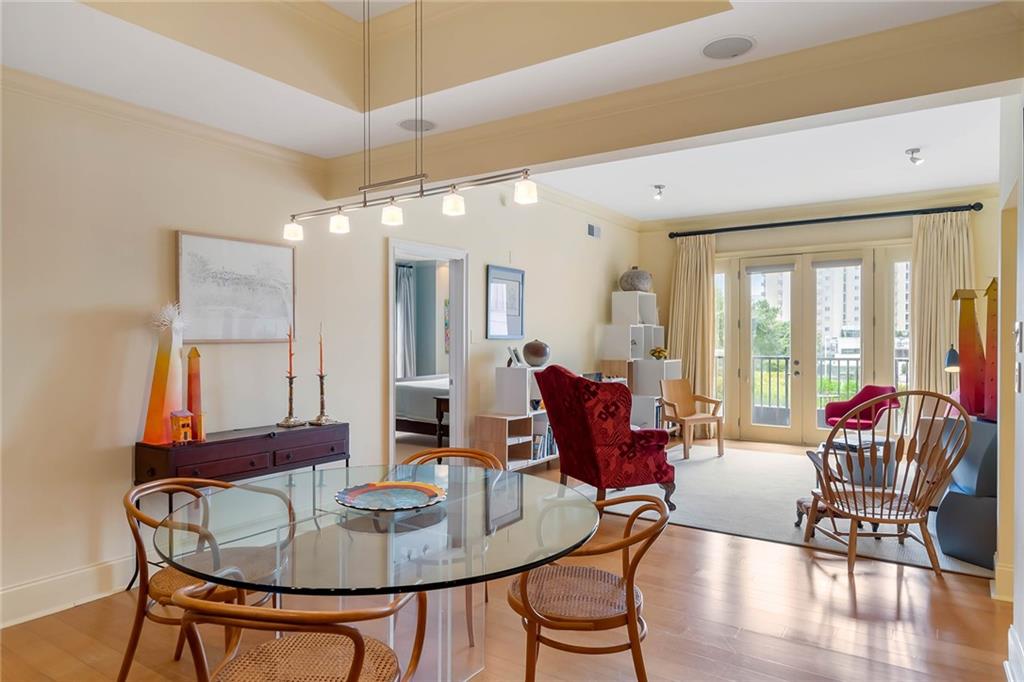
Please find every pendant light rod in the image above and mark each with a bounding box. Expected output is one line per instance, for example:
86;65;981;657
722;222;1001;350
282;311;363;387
358;173;428;193
291;168;532;221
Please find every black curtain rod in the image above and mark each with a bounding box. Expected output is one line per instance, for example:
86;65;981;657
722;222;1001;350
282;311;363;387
667;202;984;239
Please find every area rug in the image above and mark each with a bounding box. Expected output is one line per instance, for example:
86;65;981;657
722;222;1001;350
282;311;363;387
574;444;992;578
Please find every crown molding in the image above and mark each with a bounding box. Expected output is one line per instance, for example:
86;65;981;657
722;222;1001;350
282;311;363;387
286;2;363;42
2;68;328;180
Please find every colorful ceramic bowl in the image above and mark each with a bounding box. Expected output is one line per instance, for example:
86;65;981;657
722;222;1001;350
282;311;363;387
335;481;447;511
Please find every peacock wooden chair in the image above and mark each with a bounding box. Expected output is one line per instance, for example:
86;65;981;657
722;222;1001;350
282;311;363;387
803;390;971;575
507;494;669;682
119;478;295;682
400;447;502;647
173;577;427;682
659;378;723;459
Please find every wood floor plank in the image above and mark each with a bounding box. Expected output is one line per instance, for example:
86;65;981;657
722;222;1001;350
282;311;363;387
0;511;1009;681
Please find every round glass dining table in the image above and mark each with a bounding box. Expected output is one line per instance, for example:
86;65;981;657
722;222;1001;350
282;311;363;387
153;464;599;596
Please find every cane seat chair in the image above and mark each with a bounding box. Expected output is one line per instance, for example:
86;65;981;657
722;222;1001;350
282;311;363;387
173;578;426;682
119;478;294;682
803;390;971;575
401;447;503;647
507;494;669;682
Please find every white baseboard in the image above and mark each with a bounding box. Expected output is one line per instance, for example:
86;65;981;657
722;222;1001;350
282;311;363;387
1007;625;1024;682
993;560;1015;602
0;554;134;628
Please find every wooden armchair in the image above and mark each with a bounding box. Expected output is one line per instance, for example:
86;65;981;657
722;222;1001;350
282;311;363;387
400;447;502;648
173;577;426;682
119;478;295;681
803;390;971;574
659;378;724;459
507;494;669;682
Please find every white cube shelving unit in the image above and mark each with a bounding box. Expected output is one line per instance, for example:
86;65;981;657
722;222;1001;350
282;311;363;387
598;324;664;361
630;358;682;396
612;291;659;326
476;365;557;471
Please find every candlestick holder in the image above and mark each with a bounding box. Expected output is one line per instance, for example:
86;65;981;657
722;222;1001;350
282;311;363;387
307;373;339;426
277;374;305;428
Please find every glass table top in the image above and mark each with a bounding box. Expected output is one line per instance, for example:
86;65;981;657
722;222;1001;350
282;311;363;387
153;464;598;596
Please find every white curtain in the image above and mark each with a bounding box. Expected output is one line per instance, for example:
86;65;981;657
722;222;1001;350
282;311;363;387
910;211;974;393
667;234;716;434
396;266;416;379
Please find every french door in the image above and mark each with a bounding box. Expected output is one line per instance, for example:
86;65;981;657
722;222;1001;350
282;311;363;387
736;250;874;444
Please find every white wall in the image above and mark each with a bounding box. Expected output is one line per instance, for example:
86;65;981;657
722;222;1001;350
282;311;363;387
0;74;639;625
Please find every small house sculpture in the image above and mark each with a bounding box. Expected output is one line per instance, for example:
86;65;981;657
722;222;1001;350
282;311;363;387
170;409;194;443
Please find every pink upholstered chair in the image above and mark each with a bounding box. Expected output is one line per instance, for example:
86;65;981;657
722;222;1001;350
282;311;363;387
535;365;676;510
824;385;900;429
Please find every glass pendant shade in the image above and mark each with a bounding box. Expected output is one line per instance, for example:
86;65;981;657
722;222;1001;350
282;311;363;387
514;178;538;205
381;202;404;226
442;191;466;216
282;221;304;241
329;213;351;234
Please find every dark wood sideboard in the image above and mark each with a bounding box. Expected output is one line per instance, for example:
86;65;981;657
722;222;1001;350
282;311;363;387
133;422;349;485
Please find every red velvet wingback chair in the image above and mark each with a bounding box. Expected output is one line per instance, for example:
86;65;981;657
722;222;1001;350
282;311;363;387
535;365;676;510
824;384;900;429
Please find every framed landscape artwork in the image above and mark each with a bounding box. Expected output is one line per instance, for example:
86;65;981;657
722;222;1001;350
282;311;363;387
486;265;524;339
177;232;295;343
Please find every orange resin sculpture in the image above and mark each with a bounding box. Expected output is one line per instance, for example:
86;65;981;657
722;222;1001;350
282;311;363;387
187;346;205;440
143;304;184;444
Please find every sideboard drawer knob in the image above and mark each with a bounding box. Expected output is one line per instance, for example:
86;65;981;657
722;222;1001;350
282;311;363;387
269;432;277;439
192;469;200;476
329;446;335;452
249;459;257;467
285;453;292;461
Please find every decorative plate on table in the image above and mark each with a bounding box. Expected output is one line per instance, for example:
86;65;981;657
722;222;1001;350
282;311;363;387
335;481;447;512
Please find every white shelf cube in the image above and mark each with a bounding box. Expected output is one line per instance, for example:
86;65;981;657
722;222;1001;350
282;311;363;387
631;395;660;429
599;324;664;361
612;291;659;326
494;365;544;415
630;358;682;396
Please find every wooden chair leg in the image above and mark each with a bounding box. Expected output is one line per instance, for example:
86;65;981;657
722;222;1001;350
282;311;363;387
116;589;147;682
524;621;540;682
559;473;567;486
919;520;943;576
657;481;676;512
897;524;907;544
626;613;649;682
802;497;819;543
716;420;724;457
847;521;858;574
465;584;476;648
682;424;692;460
174;625;187;660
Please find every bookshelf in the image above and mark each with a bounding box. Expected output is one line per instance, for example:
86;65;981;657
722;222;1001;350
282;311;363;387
473;365;558;471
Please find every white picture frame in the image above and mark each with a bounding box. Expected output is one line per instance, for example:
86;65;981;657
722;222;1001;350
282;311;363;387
177;231;295;343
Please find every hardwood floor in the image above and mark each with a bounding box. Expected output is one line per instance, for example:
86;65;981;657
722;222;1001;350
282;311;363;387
1;513;1009;681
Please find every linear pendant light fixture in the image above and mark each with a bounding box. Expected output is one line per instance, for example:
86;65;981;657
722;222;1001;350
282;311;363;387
283;0;536;240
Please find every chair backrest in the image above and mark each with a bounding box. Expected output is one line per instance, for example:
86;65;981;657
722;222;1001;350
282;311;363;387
174;578;426;682
402;447;503;469
659;378;696;418
123;478;234;592
819;390;971;522
845;384;900;424
534;365;633;487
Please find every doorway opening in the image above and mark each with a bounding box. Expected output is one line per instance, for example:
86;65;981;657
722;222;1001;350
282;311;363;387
388;239;469;465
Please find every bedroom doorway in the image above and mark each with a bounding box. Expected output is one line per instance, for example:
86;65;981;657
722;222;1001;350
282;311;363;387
387;239;469;465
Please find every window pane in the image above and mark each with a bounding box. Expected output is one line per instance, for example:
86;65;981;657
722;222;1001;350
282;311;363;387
750;270;791;426
714;272;726;415
814;263;862;428
894;261;911;391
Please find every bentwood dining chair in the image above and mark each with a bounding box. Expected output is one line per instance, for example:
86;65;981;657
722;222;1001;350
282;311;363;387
119;478;294;682
173;579;427;682
507;494;669;682
401;447;503;647
804;390;971;575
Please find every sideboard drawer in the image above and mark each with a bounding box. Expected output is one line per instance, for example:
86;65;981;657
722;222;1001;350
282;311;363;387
274;441;342;467
177;452;270;479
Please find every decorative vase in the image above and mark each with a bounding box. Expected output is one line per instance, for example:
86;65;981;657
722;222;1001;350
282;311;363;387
143;303;185;444
619;266;653;292
522;339;550;367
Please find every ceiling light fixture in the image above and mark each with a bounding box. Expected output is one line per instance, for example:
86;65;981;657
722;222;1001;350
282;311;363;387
442;187;466;216
702;35;755;60
514;170;538;205
906;147;924;166
329;210;351;234
653;184;666;201
284;0;536;239
381;199;404;226
282;219;303;241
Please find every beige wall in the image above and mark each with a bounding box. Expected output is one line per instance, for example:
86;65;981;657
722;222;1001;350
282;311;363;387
0;77;637;625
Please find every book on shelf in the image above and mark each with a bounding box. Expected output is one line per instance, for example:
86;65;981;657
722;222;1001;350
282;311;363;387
531;425;559;460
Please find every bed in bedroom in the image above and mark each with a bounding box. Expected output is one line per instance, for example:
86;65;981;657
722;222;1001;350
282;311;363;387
395;375;450;447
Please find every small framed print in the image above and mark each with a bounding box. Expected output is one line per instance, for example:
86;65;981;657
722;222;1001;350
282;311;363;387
486;265;524;340
486;470;524;534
